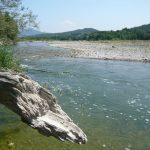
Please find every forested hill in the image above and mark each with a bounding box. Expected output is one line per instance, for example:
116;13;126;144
88;23;150;40
23;24;150;40
130;24;150;32
21;28;98;40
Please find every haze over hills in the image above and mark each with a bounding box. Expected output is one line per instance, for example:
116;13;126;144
19;28;45;37
20;28;99;37
21;23;150;40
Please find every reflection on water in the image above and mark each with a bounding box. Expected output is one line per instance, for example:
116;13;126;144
0;42;150;150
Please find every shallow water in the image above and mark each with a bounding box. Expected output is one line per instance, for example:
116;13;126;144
0;42;150;150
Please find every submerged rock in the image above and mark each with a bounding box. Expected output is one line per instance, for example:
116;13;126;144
0;70;87;144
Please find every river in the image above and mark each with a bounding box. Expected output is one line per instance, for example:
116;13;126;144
0;42;150;150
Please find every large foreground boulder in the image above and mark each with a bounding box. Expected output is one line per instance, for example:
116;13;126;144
0;70;87;144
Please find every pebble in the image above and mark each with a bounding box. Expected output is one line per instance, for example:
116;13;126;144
102;144;106;148
93;104;98;107
145;119;149;122
147;111;150;114
88;92;92;95
124;148;131;150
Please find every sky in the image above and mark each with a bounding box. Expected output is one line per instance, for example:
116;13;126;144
22;0;150;33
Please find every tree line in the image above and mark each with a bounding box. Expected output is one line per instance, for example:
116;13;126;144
24;24;150;41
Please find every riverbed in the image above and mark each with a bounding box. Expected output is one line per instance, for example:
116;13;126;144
48;41;150;62
0;41;150;150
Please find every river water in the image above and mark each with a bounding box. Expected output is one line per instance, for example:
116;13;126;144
0;42;150;150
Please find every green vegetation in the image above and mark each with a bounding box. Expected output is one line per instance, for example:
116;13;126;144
23;24;150;41
0;45;21;71
0;12;18;44
0;0;37;30
0;12;20;71
87;24;150;40
0;0;37;71
0;0;37;43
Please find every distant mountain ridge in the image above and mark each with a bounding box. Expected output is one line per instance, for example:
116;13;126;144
130;23;150;31
58;28;99;35
20;28;99;37
19;28;44;37
21;23;150;40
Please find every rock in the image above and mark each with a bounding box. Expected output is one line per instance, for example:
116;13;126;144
142;58;150;63
0;70;87;144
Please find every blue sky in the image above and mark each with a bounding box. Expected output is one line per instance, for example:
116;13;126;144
22;0;150;33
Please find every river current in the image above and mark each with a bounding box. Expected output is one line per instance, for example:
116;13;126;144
0;42;150;150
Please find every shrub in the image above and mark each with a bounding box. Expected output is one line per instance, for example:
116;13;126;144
0;45;22;72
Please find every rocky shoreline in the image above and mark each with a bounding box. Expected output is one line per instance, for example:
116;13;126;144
0;70;87;144
48;41;150;62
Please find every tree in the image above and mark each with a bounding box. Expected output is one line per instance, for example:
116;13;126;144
0;12;18;42
0;0;38;30
0;0;38;43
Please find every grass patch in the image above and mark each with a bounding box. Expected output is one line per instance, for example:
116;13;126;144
0;45;22;72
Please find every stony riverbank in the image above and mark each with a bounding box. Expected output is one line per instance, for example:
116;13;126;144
48;41;150;62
